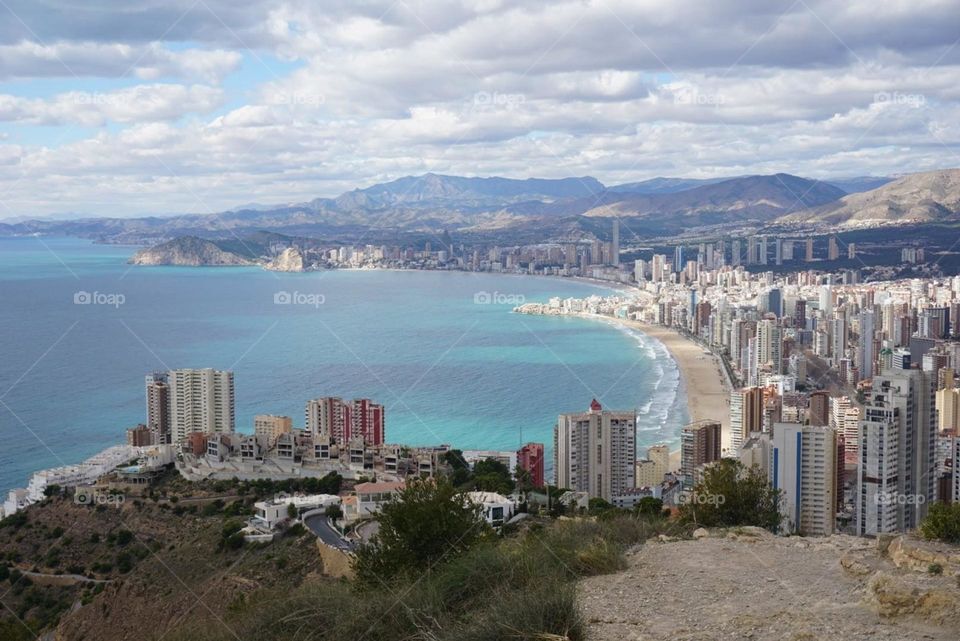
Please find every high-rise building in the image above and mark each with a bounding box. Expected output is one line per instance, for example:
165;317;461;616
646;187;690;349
673;245;684;273
858;310;876;381
145;372;170;445
168;368;235;443
611;219;620;267
517;442;545;488
681;420;721;483
805;238;814;262
305;397;385;445
254;414;292;448
808;390;830;427
729;386;764;453
936;387;960;431
352;398;385;445
828;236;840;261
554;399;636;501
770;423;837;535
856;367;937;536
755;319;782;378
126;424;152;447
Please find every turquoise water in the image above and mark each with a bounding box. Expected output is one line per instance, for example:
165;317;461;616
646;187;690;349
0;237;687;493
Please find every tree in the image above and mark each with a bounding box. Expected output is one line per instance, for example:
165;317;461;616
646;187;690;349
353;478;491;585
287;503;298;520
443;449;472;486
471;458;515;495
919;502;960;544
325;504;343;520
679;459;781;530
635;496;665;518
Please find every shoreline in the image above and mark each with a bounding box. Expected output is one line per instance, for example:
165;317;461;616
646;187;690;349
620;321;731;466
530;311;731;470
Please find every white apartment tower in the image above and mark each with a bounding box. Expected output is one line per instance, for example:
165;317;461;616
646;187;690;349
168;368;235;442
755;320;782;378
554;399;636;501
770;423;837;536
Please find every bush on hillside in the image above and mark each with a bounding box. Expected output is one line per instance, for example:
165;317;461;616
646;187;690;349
352;478;491;585
919;502;960;544
679;459;781;530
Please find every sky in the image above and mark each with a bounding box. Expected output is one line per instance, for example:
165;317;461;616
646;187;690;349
0;0;958;218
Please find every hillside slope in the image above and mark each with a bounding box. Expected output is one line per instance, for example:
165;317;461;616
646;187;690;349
781;169;960;227
580;173;845;222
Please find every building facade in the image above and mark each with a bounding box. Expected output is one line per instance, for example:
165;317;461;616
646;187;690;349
554;399;635;501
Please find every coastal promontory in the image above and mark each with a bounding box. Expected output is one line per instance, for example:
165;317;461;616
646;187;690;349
128;236;253;266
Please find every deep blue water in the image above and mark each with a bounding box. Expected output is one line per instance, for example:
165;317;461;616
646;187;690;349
0;237;687;494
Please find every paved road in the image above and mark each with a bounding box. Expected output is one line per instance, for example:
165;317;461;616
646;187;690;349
304;515;354;552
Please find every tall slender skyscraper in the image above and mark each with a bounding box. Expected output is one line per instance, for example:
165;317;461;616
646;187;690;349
145;372;170;445
611;218;620;267
858;310;876;380
729;386;764;454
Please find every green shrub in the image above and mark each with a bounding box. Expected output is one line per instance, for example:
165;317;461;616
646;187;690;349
680;459;781;530
353;478;491;585
919;502;960;544
928;563;943;575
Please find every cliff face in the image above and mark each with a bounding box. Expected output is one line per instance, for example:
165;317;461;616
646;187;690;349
581;529;959;641
263;247;305;272
128;236;253;266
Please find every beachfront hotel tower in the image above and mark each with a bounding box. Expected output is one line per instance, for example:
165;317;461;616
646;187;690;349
554;399;635;501
168;368;235;443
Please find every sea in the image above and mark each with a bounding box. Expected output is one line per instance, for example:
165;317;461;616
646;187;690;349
0;236;688;494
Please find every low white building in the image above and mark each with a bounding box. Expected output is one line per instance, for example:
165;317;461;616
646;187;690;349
466;491;516;528
252;493;341;530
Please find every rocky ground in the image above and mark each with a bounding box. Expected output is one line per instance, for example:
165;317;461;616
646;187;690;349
580;527;960;641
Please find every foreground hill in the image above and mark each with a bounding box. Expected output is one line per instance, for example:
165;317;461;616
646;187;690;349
583;528;959;641
781;169;960;227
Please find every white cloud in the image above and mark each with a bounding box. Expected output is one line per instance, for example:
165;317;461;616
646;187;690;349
1;0;960;216
0;84;225;125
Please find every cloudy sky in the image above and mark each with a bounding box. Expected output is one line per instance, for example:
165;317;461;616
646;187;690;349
0;0;958;217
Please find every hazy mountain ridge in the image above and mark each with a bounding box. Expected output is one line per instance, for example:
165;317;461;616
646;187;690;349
780;169;960;227
579;174;846;222
6;170;960;245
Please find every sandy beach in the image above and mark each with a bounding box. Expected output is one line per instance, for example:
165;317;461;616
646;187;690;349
554;313;732;470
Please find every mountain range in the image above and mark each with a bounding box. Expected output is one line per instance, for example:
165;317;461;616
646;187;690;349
1;170;956;246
